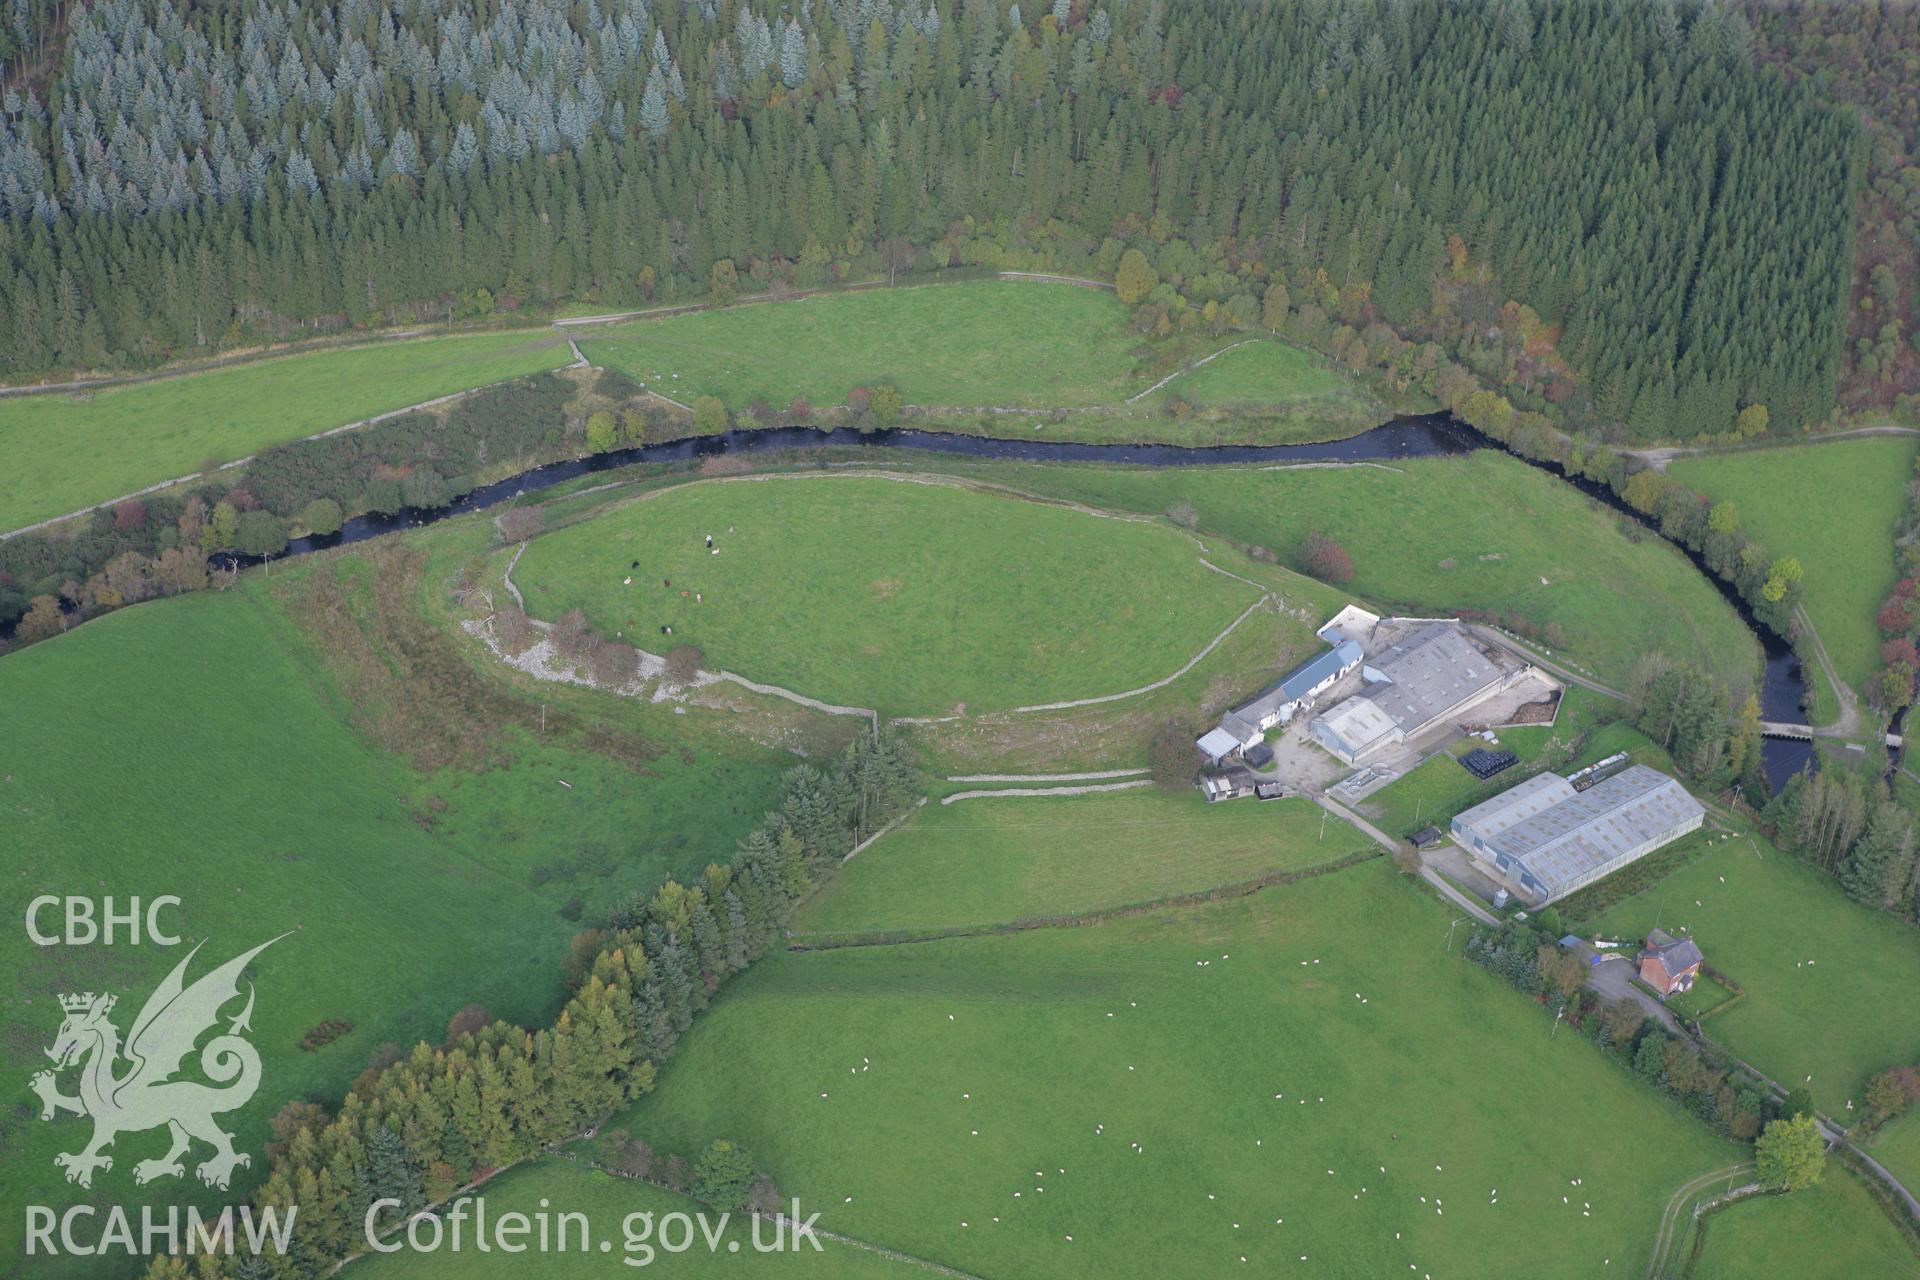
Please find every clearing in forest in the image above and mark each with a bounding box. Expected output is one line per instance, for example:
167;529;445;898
576;280;1146;410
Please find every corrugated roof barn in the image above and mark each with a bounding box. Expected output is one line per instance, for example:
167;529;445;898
1451;764;1706;905
1309;623;1518;763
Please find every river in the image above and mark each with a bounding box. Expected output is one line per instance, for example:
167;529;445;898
176;413;1821;787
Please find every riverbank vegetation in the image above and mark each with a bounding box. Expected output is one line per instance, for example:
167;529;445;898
0;0;1858;452
1669;437;1918;703
0;371;579;637
511;474;1263;715
612;860;1737;1280
0;330;573;532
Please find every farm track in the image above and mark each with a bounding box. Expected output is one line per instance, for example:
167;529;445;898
945;769;1147;783
786;849;1381;951
1124;338;1261;403
1644;1162;1756;1279
940;780;1152;805
1625;424;1920;472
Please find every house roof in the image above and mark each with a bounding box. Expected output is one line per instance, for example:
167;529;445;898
1224;641;1365;736
1280;640;1365;700
1643;929;1703;974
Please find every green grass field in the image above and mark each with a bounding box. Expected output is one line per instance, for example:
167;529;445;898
609;860;1736;1279
0;329;573;532
792;789;1375;938
1871;1106;1920;1197
1581;831;1920;1114
1689;1170;1915;1279
1158;339;1350;407
937;452;1761;696
578;281;1146;410
0;577;780;1264
351;1160;919;1277
1670;437;1919;699
512;475;1261;715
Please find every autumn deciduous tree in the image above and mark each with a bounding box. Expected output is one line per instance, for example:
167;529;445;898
1755;1114;1826;1191
586;411;619;453
692;395;728;435
592;640;640;688
15;595;64;642
1148;719;1201;793
1299;530;1355;584
1536;945;1588;998
709;258;739;305
867;383;903;424
1115;248;1158;305
443;1004;492;1047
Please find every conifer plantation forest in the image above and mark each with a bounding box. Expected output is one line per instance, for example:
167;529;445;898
0;0;1861;440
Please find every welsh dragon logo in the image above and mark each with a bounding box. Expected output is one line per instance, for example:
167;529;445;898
31;936;284;1190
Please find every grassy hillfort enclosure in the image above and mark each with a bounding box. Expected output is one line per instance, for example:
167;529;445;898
1668;436;1920;698
0;330;574;532
512;475;1263;715
929;452;1762;695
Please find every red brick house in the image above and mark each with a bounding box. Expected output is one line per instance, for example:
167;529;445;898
1638;928;1703;997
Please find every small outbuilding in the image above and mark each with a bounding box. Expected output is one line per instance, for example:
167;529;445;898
1638;929;1704;996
